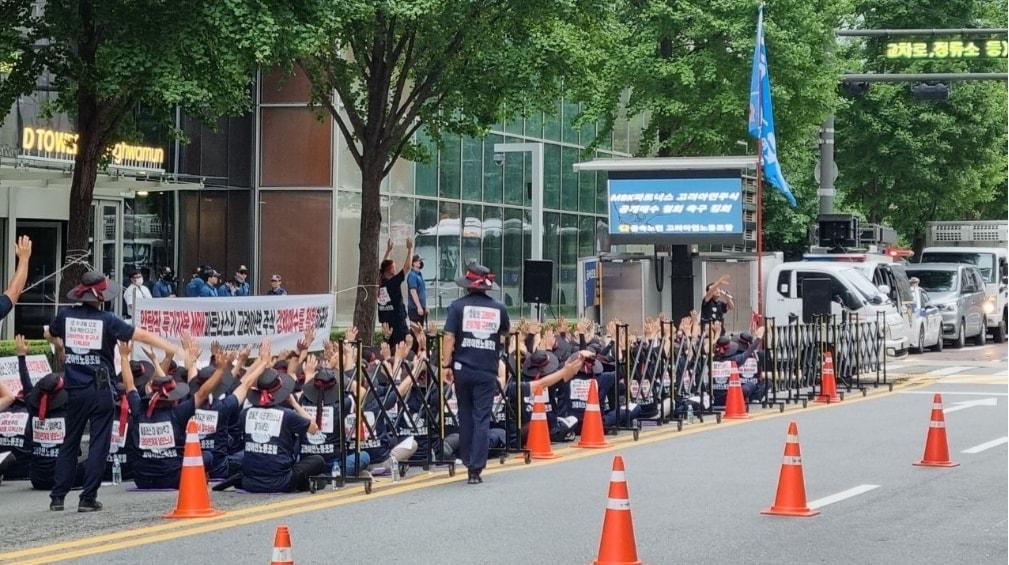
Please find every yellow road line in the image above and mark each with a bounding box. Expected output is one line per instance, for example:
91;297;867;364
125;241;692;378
4;378;926;564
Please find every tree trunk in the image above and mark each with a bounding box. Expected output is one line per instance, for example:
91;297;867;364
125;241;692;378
59;133;104;299
351;159;385;341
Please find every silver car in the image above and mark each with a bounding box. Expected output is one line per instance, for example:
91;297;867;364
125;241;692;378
905;263;988;348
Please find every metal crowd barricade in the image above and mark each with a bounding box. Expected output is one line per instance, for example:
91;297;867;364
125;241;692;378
765;312;887;407
608;324;641;439
489;332;531;464
308;338;373;494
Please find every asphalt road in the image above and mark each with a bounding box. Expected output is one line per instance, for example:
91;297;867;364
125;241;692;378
1;344;1004;565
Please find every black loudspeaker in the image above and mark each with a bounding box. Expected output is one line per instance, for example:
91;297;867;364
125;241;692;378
523;260;554;304
801;277;832;324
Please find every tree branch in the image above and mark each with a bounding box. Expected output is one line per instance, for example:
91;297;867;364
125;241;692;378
382;118;425;178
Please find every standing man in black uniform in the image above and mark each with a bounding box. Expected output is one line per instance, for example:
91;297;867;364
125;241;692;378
442;263;510;484
47;271;183;512
378;238;413;347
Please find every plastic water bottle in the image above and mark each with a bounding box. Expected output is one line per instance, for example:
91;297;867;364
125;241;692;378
112;456;122;485
390;455;400;483
330;460;341;490
686;402;694;425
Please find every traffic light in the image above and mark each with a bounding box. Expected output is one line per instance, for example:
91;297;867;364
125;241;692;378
911;83;950;101
842;81;871;97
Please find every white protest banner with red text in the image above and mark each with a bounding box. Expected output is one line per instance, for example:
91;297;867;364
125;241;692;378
133;294;334;362
0;355;52;398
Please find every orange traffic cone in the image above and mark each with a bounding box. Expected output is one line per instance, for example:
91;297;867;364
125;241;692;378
593;455;641;565
814;351;840;403
527;384;559;459
722;362;750;419
578;379;610;449
913;394;959;468
164;418;223;519
270;525;295;565
761;421;819;517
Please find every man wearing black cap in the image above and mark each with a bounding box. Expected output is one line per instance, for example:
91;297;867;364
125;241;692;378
407;254;427;325
441;262;511;484
0;236;32;321
378;238;413;347
47;270;183;512
223;265;251;297
152;267;176;298
266;274;288;296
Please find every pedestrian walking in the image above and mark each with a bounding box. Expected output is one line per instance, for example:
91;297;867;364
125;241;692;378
441;262;510;484
47;270;183;512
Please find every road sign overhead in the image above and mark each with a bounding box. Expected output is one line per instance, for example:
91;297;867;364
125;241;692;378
885;39;1008;59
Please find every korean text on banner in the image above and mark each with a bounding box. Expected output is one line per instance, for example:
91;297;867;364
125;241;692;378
0;355;53;398
132;294;335;361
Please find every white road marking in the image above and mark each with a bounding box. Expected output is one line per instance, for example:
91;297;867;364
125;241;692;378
929;366;973;376
900;391;1009;396
888;363;908;371
962;437;1009;454
808;484;880;509
943;397;999;414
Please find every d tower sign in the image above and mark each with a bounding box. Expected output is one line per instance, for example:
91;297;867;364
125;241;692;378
20;127;166;173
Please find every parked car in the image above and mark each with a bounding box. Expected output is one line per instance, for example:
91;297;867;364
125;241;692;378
904;263;988;348
908;286;943;353
765;261;909;353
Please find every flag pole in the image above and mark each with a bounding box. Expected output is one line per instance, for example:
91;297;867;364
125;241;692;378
754;3;766;326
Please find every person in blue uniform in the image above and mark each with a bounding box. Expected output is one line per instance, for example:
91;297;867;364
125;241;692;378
0;236;31;321
152;267;176;298
407;254;427;325
266;274;288;296
441;262;511;484
238;369;322;493
47;270;183;512
184;266;206;297
221;265;251;297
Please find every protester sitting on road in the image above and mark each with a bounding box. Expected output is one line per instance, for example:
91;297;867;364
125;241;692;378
192;342;268;480
299;355;369;477
506;349;589;446
0;380;20;481
352;345;419;478
237;368;323;493
105;381;133;483
0;335;40;483
22;370;83;491
122;342;225;490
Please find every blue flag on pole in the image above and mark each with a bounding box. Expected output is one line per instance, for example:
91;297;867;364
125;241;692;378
747;6;797;207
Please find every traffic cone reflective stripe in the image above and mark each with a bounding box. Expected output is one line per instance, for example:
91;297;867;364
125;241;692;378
594;456;640;565
722;363;750;419
761;421;819;517
527;385;558;459
815;352;840;403
163;419;223;519
914;394;959;468
270;525;295;565
578;379;610;449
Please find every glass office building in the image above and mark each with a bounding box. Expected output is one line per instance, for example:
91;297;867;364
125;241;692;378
257;68;643;324
0;66;644;336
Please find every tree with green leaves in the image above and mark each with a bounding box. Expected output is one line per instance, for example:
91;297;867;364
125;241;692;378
579;0;851;258
271;0;610;332
0;0;269;293
835;0;1008;252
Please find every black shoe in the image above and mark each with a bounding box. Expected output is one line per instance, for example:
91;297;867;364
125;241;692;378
467;470;483;485
50;497;65;511
78;499;103;512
